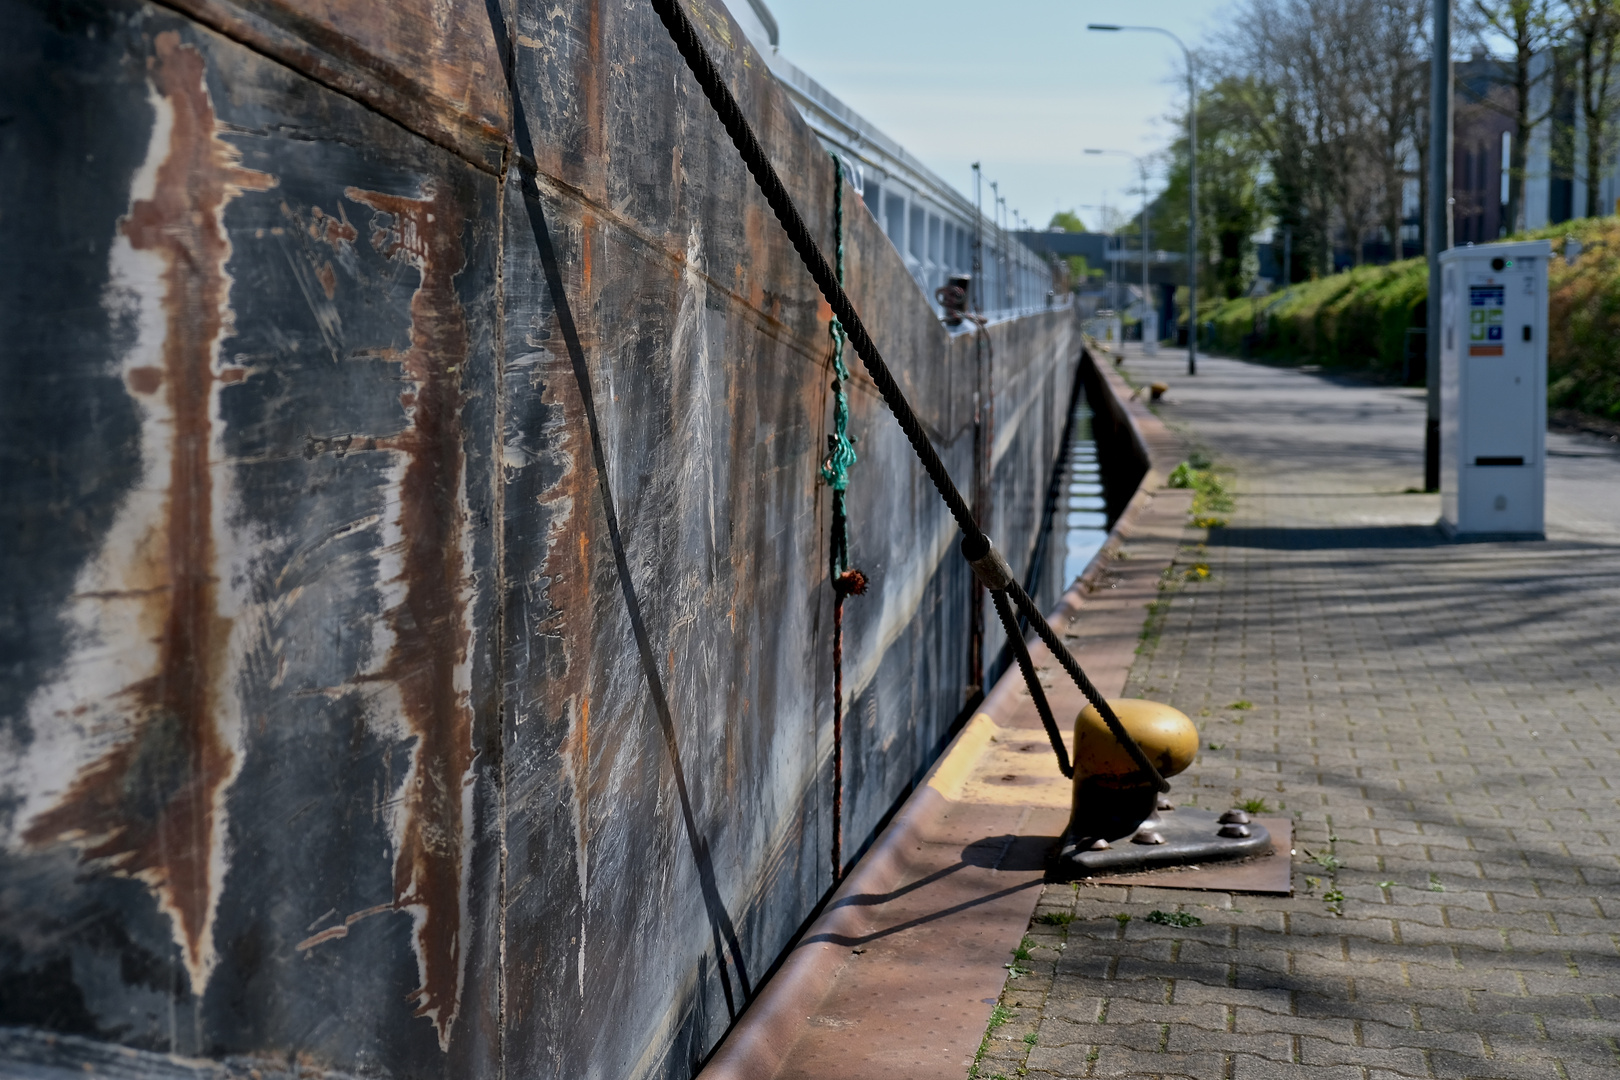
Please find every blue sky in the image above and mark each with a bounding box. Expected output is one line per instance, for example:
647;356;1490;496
764;0;1233;233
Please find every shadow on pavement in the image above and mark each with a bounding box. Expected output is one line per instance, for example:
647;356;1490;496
962;833;1058;873
1208;523;1448;550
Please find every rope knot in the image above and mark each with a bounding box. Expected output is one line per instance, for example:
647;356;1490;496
834;568;868;597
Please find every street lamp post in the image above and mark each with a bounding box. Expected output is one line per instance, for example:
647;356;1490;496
1078;200;1112;310
1088;23;1197;375
989;180;1001;313
998;195;1012;309
1085;148;1154;353
1425;0;1451;491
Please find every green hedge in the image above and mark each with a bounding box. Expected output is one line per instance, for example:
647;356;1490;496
1204;260;1425;379
1544;220;1620;420
1202;218;1620;420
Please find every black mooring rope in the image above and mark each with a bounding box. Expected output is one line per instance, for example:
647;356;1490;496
645;0;1167;793
991;590;1071;776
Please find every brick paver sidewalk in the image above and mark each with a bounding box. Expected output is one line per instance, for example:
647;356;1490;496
974;352;1620;1080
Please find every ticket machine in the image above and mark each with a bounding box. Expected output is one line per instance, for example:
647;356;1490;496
1437;240;1549;539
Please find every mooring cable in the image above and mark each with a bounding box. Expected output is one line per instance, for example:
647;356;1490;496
646;0;1167;793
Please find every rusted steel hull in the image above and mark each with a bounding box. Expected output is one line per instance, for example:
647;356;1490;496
0;0;1074;1076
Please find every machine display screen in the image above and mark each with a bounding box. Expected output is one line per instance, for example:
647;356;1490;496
1468;284;1505;354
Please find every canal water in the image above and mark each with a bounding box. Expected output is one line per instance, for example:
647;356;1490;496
1017;382;1115;625
1057;392;1110;588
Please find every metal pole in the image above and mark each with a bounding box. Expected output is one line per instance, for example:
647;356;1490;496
969;162;986;693
990;181;1000;314
1107;198;1116;311
991;195;1004;307
973;163;984;311
1426;0;1451;491
1187;53;1198;375
1141;158;1150;343
1086;148;1155;344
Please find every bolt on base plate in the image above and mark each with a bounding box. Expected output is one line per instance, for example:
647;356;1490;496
1049;806;1273;880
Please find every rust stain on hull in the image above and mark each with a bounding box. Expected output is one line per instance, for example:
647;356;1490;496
519;214;607;1003
345;179;475;1049
22;32;273;994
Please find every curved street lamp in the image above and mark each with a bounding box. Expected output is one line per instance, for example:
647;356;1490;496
1076;200;1115;309
1087;23;1197;375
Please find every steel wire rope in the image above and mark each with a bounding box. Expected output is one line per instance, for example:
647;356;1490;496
645;0;1167;793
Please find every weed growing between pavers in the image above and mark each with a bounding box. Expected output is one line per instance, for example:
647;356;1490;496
1137;566;1180;654
968;1003;1015;1080
1145;909;1204;927
1178;540;1214;582
971;893;1093;1079
1169;455;1234;527
1003;932;1034;979
1301;816;1346;914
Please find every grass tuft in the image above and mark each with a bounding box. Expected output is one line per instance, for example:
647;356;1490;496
1145;910;1204;927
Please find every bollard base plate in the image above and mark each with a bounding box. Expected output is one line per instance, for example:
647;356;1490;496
1049;807;1272;880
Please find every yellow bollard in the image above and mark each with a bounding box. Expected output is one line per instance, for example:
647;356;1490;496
1073;698;1198;784
1066;699;1198;848
1053;699;1272;878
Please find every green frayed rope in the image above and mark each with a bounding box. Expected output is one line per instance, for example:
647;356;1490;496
820;156;858;571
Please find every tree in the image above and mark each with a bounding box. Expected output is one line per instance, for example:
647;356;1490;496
1567;0;1620;217
1363;0;1431;258
1203;0;1433;275
1225;0;1381;271
1048;210;1087;232
1044;211;1102;284
1469;0;1561;231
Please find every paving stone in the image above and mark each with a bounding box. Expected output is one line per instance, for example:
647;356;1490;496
1559;1061;1620;1080
1502;1040;1620;1069
1090;1045;1228;1078
1101;997;1229;1030
1430;1049;1564;1079
1359;1021;1486;1054
972;352;1620;1080
1228;1057;1366;1080
1298;1037;1428;1073
1170;981;1294;1013
1165;1026;1293;1059
1414;1006;1546;1038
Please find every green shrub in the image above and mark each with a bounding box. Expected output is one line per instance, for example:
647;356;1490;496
1201;217;1620;420
1205;259;1426;378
